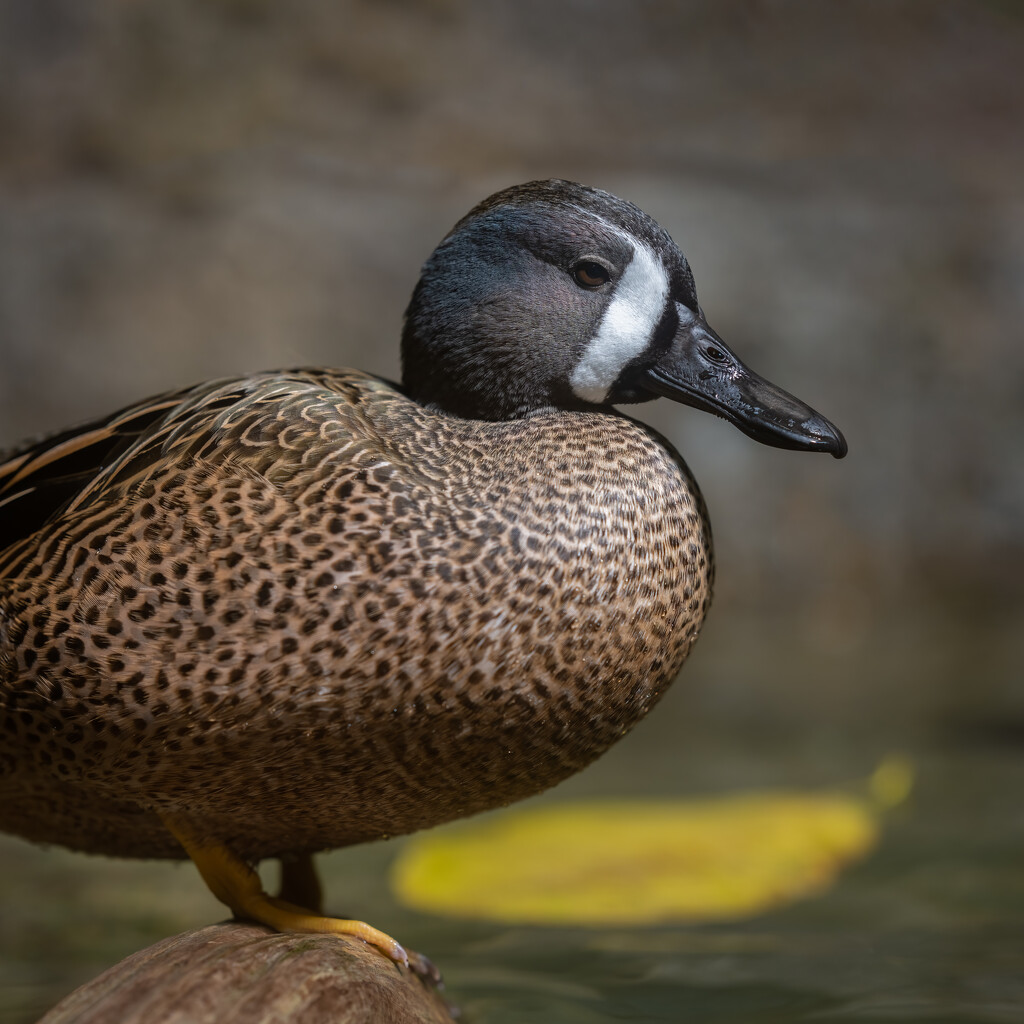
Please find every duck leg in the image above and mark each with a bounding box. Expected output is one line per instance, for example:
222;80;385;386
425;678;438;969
161;813;428;975
278;852;323;912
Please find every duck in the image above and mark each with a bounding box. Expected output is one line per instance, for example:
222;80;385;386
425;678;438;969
0;179;845;973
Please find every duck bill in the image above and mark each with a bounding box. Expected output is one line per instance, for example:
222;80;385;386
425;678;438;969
644;306;848;458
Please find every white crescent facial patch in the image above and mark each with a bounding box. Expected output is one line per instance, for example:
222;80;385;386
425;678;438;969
569;238;670;405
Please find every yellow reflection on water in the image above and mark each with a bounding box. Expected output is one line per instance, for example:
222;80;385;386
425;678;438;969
393;759;913;927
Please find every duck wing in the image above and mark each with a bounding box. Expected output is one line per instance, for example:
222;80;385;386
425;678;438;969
0;389;198;553
0;370;370;563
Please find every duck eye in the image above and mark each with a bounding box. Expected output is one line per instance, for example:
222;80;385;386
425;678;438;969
572;261;610;288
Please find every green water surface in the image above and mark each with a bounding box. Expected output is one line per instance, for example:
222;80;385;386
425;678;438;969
2;722;1022;1024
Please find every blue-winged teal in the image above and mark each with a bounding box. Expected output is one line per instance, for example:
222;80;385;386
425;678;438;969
0;181;845;971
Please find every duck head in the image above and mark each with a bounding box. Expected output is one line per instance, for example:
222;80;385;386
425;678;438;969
401;180;847;458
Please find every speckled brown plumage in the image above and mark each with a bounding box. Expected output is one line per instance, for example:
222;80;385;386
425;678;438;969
0;179;844;906
0;369;711;861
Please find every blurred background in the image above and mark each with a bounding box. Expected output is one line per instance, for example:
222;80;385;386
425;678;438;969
1;2;1022;1022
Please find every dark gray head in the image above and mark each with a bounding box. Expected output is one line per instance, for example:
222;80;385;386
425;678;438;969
401;180;846;457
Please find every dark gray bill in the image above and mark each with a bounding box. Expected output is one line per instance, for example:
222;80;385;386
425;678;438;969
644;305;847;458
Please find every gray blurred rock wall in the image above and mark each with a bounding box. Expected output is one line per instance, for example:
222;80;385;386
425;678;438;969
1;0;1021;732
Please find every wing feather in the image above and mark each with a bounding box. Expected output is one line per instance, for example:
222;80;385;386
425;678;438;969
0;370;368;557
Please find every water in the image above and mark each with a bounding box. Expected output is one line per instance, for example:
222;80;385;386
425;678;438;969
400;744;1024;1023
4;732;1022;1024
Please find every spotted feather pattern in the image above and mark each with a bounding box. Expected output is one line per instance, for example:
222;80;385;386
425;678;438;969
0;369;712;860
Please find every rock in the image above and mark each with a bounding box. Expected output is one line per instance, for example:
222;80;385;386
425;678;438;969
37;923;456;1024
